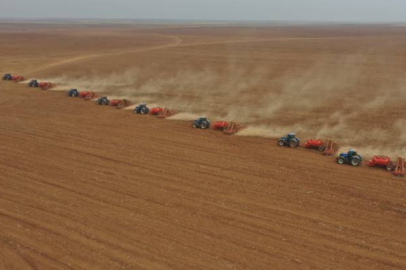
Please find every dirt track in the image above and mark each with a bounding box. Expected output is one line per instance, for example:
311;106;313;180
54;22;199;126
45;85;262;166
1;23;406;270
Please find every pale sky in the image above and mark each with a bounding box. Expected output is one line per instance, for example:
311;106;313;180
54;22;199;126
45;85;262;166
1;0;406;22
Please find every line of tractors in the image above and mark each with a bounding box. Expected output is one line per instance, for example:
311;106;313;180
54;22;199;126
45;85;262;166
3;73;405;177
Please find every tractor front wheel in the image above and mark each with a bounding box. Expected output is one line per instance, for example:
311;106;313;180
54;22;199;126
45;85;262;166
192;123;198;128
337;157;345;165
277;140;285;147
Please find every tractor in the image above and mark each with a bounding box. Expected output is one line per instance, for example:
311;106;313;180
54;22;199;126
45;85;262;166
28;80;39;88
3;74;12;80
95;96;110;106
337;149;362;166
67;89;79;97
192;117;211;129
133;103;150;114
278;133;300;148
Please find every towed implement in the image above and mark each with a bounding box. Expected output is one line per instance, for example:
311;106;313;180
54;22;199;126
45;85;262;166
213;121;242;135
394;157;405;177
38;82;53;90
150;107;176;118
110;99;132;109
304;139;339;156
368;156;394;171
157;108;175;119
78;91;98;100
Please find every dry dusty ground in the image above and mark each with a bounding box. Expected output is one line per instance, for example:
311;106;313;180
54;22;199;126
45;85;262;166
0;22;406;270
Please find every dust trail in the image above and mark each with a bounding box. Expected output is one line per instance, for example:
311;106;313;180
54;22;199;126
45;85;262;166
42;53;406;159
167;113;202;121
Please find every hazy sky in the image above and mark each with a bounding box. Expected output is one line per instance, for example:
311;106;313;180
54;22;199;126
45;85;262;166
1;0;406;22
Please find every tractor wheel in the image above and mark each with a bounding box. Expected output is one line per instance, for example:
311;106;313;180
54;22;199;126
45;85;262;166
192;123;198;128
289;139;299;148
318;145;325;152
141;107;149;115
200;121;209;129
277;140;285;146
337;157;345;165
351;157;361;166
102;100;107;106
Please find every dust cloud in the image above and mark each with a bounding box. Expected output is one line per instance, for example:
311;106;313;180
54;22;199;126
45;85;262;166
42;55;406;158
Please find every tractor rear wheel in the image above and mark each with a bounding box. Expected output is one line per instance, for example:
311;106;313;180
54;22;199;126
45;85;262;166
141;107;149;114
289;139;299;148
351;157;361;166
200;121;209;129
337;157;345;165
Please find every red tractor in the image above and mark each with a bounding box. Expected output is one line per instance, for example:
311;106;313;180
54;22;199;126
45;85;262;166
367;156;395;171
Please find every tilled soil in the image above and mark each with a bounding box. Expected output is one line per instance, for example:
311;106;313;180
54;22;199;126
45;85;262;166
0;23;406;270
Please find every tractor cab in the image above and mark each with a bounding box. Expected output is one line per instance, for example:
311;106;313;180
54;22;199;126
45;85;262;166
28;80;39;87
3;74;12;80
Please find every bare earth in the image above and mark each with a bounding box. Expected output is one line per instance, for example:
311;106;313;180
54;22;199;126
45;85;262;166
0;22;405;270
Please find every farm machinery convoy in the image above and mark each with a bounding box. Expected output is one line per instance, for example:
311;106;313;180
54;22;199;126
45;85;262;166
3;72;405;177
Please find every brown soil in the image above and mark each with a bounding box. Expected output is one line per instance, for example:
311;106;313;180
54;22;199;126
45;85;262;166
0;23;405;270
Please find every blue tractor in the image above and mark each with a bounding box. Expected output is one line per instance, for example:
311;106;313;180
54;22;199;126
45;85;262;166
67;89;79;97
3;74;12;80
133;103;150;114
95;96;110;106
337;149;362;166
278;133;300;148
28;80;39;87
192;117;210;129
